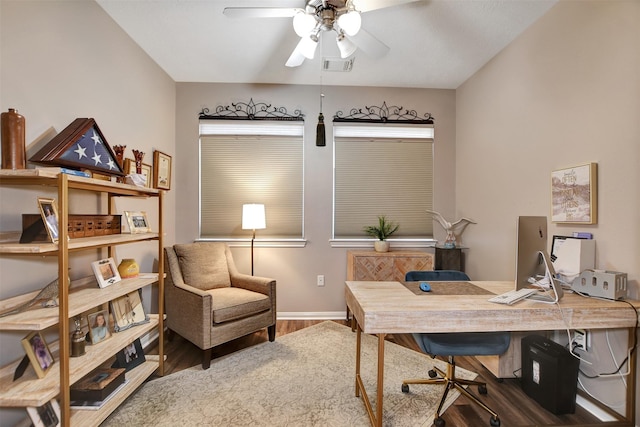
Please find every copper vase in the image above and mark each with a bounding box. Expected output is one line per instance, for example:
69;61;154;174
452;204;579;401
1;108;26;169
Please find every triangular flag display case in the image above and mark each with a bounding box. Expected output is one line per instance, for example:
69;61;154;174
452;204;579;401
30;118;124;176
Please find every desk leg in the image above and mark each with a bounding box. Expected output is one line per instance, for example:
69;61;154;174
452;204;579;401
625;327;636;423
355;324;361;397
376;333;386;427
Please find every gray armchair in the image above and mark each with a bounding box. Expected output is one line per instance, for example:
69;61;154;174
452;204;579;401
164;242;276;369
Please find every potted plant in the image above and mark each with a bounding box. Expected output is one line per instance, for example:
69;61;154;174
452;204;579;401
363;216;399;252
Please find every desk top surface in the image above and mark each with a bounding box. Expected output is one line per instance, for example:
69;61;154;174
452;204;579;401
345;280;640;334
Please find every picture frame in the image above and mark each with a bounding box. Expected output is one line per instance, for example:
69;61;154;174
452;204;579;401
87;310;112;345
110;290;149;332
26;399;61;427
37;197;60;243
124;210;150;233
112;338;146;371
91;258;121;288
153;150;172;190
123;158;152;188
21;331;55;379
551;162;598;224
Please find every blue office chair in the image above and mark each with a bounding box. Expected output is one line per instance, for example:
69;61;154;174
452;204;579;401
402;270;510;427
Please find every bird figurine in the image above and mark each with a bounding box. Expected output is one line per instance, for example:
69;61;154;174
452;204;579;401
426;210;476;248
0;276;68;318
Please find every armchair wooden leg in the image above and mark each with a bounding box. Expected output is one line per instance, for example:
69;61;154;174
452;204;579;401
268;324;276;342
202;348;212;370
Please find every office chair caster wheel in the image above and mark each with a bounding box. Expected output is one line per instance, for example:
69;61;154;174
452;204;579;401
428;369;437;378
433;417;445;427
401;383;409;393
478;384;488;394
490;415;500;426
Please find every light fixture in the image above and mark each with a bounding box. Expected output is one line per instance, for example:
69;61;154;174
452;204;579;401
293;11;316;37
242;203;266;276
300;33;319;59
337;10;361;36
336;32;357;58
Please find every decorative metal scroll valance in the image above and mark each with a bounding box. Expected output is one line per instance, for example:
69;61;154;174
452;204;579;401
199;98;304;121
333;101;434;124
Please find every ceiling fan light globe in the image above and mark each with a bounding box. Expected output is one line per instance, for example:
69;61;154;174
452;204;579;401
336;34;357;58
293;12;316;37
300;36;318;59
337;11;361;36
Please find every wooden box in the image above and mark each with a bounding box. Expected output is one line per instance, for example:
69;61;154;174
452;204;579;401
21;214;121;242
70;368;126;402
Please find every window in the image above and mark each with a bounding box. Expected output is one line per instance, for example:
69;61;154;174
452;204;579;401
199;120;304;240
333;124;434;242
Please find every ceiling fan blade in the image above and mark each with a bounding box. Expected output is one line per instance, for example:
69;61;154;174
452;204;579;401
351;0;422;13
285;38;307;68
223;7;302;19
347;28;390;58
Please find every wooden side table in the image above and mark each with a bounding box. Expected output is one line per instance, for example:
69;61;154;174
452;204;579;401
434;246;465;271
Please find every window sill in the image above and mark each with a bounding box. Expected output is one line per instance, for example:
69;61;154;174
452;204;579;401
329;238;437;249
196;238;307;248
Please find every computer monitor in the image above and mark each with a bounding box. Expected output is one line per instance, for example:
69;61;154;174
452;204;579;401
515;216;548;290
515;216;564;303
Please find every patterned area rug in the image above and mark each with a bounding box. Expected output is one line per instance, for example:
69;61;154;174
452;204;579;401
104;321;476;427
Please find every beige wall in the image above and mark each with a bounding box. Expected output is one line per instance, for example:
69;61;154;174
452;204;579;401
456;0;639;419
0;1;175;424
176;83;456;314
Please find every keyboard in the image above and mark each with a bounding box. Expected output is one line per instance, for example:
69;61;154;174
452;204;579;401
488;288;538;305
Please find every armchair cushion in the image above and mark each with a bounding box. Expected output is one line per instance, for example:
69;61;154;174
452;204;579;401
174;242;231;290
209;287;271;324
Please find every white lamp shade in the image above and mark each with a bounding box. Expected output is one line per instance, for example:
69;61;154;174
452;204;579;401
337;34;357;58
293;12;316;37
337;11;361;36
242;204;266;230
299;35;319;59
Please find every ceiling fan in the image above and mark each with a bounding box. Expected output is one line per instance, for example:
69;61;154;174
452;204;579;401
223;0;420;67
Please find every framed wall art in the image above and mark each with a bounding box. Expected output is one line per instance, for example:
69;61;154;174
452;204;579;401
110;290;149;332
21;331;55;379
123;158;152;188
37;197;59;243
551;162;597;224
124;211;150;233
91;258;121;288
153;150;172;190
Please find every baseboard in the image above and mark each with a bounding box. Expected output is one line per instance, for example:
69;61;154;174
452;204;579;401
575;395;617;422
277;312;347;320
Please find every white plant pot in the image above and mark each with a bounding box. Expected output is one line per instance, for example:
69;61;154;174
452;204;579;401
374;240;390;253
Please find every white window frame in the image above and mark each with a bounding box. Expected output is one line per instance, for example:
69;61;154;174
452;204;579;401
331;123;437;248
198;120;306;248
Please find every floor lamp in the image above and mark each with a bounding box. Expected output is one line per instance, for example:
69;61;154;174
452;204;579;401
242;204;266;276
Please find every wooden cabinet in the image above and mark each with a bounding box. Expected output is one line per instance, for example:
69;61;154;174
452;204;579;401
434;246;464;271
347;250;434;282
346;250;433;322
0;169;164;426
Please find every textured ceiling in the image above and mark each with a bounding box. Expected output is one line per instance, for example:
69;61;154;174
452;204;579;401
96;0;557;89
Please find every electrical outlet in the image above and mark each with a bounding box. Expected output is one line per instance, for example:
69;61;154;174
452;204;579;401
572;329;589;352
317;275;325;287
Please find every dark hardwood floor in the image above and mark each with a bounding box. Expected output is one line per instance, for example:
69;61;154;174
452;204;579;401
147;320;602;427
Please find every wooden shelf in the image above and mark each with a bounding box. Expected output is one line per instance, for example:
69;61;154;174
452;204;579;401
0;315;159;407
0;233;159;255
0;275;159;331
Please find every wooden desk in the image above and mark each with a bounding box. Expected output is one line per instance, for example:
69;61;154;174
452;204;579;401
345;280;639;427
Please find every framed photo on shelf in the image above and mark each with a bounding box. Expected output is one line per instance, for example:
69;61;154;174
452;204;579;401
123;158;152;188
112;338;146;371
37;197;60;243
551;162;598;224
26;398;61;427
91;258;121;288
124;210;150;233
21;331;55;379
87;309;112;345
153;150;172;190
110;290;149;332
